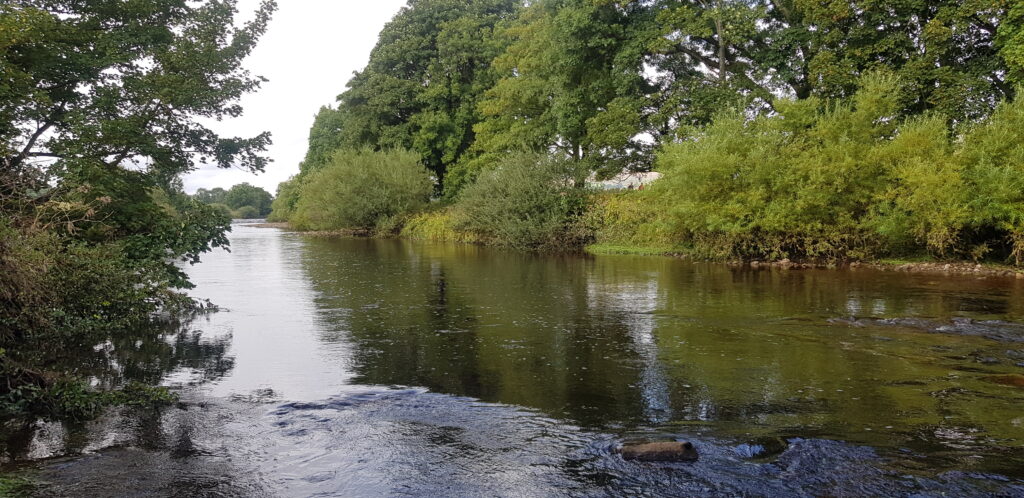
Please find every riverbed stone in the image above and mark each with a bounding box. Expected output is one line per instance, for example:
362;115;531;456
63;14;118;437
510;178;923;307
618;441;699;462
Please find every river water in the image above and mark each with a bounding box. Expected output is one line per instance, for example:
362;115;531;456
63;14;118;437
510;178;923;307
4;222;1024;496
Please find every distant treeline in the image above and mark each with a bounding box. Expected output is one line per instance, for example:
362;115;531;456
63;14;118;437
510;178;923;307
193;183;274;219
272;0;1024;264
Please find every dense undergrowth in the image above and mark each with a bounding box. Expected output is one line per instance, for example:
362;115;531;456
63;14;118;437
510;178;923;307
272;76;1024;268
0;190;218;419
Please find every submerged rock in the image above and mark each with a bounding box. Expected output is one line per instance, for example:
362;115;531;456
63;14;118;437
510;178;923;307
827;317;1024;342
617;441;699;462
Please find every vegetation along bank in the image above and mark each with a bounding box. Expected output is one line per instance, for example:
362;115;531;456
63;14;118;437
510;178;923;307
1;1;279;419
269;0;1024;273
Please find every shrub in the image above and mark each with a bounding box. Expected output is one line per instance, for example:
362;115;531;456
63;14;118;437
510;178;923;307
654;72;1024;265
655;73;901;261
453;153;591;250
291;149;434;230
401;208;481;243
208;203;233;218
585;190;680;252
232;205;260;219
958;96;1024;264
267;177;303;222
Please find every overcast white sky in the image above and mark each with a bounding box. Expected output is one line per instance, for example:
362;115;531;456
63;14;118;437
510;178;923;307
181;1;408;194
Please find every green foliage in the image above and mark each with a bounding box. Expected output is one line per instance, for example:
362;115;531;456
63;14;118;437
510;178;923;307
320;0;520;187
223;182;273;216
291;149;434;231
195;183;273;217
1000;0;1024;86
0;218;173;343
654;73;1024;264
0;378;177;421
193;187;228;204
453;153;591;250
232;205;260;219
0;474;34;497
0;0;274;420
585;190;681;253
957;94;1024;264
401;208;481;243
473;0;656;177
0;0;276;178
267;177;303;222
208;202;233;218
651;0;1013;122
656;73;902;261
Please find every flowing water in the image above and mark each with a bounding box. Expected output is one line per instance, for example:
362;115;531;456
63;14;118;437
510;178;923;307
4;222;1024;496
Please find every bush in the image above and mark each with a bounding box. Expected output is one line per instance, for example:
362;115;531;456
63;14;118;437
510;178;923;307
267;177;303;222
654;72;1024;265
291;149;434;231
585;190;681;253
656;73;901;261
957;96;1024;264
401;208;481;243
453;153;591;250
232;205;260;219
0;220;164;343
208;203;233;218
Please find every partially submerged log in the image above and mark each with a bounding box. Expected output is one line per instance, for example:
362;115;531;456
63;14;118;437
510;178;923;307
617;441;699;462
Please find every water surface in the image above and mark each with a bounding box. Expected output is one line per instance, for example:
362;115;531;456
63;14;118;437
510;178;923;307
5;223;1024;496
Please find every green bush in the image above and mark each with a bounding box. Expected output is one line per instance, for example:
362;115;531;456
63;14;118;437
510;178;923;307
231;205;260;219
585;190;681;253
401;207;481;243
453;153;591;250
291;149;434;231
267;177;303;222
654;72;1024;265
208;203;233;218
656;73;901;261
957;95;1024;264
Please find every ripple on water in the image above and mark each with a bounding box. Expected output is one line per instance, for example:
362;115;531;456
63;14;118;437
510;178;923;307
254;388;1024;497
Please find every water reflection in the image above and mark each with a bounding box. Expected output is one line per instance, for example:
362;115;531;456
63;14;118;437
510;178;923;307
297;237;1024;475
7;225;1024;495
0;317;234;463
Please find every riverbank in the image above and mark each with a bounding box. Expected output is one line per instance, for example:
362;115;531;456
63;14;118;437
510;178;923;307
256;221;1024;280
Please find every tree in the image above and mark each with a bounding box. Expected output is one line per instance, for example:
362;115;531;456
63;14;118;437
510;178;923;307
999;0;1024;86
650;0;1013;123
291;149;434;231
326;0;520;189
194;187;228;204
1;0;277;286
223;182;273;216
471;0;656;178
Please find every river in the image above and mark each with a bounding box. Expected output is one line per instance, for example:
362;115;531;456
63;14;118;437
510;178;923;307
4;222;1024;496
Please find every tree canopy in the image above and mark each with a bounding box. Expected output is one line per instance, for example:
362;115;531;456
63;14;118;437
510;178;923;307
1;0;276;415
274;0;1016;210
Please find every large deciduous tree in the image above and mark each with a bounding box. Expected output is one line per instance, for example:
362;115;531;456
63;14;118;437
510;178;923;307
223;182;273;216
650;0;1013;123
326;0;520;188
1;0;277;287
471;0;656;179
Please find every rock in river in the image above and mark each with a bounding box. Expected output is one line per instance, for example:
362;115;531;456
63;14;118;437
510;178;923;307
617;441;699;462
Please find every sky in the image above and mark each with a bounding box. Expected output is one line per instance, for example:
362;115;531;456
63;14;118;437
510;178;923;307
181;0;408;195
